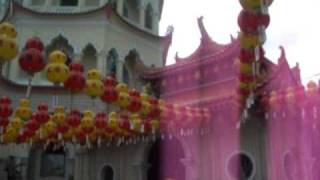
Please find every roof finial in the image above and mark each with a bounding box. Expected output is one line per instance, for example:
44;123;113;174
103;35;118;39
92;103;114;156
278;46;287;64
197;16;209;39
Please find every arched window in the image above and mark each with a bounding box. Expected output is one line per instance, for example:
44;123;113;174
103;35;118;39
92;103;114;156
60;0;78;6
145;4;153;29
82;44;97;71
100;165;114;180
106;48;118;77
46;34;74;62
227;152;255;180
122;0;139;22
122;65;130;84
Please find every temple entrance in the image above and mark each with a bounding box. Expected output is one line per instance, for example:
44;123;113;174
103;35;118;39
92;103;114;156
100;165;114;180
147;137;186;180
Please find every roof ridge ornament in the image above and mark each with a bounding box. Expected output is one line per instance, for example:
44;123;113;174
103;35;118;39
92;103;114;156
278;46;287;65
197;16;210;40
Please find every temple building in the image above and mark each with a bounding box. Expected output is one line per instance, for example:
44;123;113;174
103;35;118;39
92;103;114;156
0;0;306;180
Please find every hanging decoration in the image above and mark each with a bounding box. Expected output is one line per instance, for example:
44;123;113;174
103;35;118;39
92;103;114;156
237;0;272;112
0;22;18;63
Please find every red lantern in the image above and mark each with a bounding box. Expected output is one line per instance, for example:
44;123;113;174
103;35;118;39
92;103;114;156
129;89;140;98
0;96;12;119
148;104;161;118
57;124;69;134
95;112;107;129
0;96;11;105
0;118;9;130
66;109;81;128
103;76;117;87
127;97;142;113
100;86;119;103
64;61;86;93
238;10;270;34
25;118;40;132
19;48;46;74
239;49;255;63
25;37;44;52
69;60;84;72
35;103;50;125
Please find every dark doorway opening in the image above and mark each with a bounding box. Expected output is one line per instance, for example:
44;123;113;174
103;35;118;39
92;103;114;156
147;138;186;180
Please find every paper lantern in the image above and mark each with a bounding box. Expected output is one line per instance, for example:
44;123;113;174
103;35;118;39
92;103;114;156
95;112;107;130
81;110;94;134
15;99;32;121
240;0;273;10
52;106;66;125
64;61;86;93
127;96;141;112
66;109;81;128
240;33;262;49
10;117;23;130
25;37;44;52
0;22;17;38
85;69;104;98
103;76;117;87
100;86;118;103
45;50;70;84
24;118;39;132
115;83;129;93
117;92;131;108
0;35;18;62
108;112;119;130
0;96;12;119
35;103;50;125
19;48;45;74
43;120;56;135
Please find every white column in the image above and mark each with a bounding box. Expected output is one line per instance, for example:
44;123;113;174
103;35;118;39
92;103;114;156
78;0;85;10
44;0;52;10
99;0;106;6
152;12;159;34
139;5;146;28
23;0;31;6
117;0;124;15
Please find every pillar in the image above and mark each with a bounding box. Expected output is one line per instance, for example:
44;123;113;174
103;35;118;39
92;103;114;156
152;12;159;34
138;4;146;28
78;0;85;10
117;0;124;15
23;0;31;6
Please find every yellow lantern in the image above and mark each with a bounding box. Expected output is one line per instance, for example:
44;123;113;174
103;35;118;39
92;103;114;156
45;50;70;84
63;128;75;140
52;106;66;125
240;0;273;10
0;35;18;62
15;98;32;121
108;112;119;130
81;110;94;129
140;101;151;115
239;63;253;74
240;33;262;50
9;117;23;130
85;69;104;98
43;120;56;135
0;22;17;38
117;92;131;108
115;83;129;93
3;127;18;144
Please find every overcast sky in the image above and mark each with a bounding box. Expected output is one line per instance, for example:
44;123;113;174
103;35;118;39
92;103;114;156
159;0;320;84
